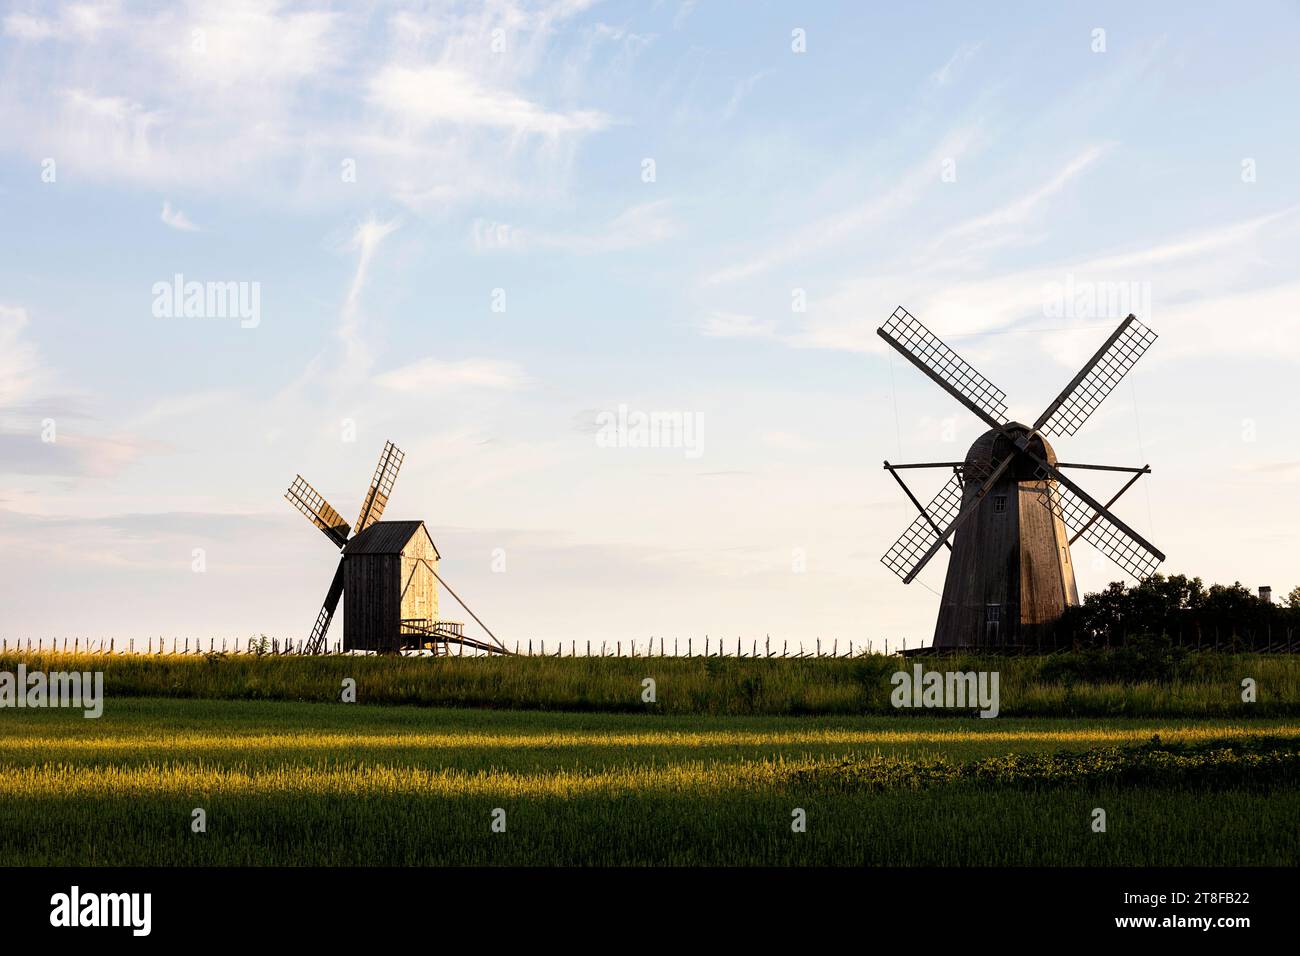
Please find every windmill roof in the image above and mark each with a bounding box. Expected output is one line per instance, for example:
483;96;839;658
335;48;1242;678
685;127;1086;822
343;520;440;557
966;424;1058;480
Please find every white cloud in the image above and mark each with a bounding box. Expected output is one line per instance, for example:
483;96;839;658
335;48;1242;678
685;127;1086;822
160;201;200;232
492;201;677;254
375;358;531;392
368;65;608;135
3;13;59;40
0;306;47;406
700;311;778;340
159;2;340;89
4;3;115;41
0;1;614;206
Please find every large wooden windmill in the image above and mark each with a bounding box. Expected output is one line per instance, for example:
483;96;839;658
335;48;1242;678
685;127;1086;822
284;441;508;655
877;307;1164;649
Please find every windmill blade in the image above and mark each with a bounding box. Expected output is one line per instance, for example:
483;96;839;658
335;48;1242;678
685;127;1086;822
1034;477;1163;581
880;473;964;582
285;475;351;549
354;441;405;535
890;451;1021;584
878;306;1010;429
1034;315;1157;437
305;559;345;654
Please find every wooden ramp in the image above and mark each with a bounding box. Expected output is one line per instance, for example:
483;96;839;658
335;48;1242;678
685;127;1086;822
400;619;512;655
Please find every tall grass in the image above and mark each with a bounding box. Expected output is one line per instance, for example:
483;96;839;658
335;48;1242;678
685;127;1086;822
2;650;1296;716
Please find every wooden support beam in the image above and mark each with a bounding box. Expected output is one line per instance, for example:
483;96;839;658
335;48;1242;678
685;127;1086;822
880;461;966;470
420;559;507;652
884;461;952;552
1068;466;1150;546
1056;462;1152;474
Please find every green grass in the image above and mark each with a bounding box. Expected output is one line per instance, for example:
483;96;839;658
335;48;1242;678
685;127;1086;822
4;649;1298;716
1;698;1296;866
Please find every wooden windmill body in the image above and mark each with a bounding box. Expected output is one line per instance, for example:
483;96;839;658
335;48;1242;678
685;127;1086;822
341;520;440;653
284;442;508;655
877;308;1164;650
933;425;1079;648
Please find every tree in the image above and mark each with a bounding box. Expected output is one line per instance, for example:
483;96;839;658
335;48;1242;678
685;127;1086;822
1059;574;1295;649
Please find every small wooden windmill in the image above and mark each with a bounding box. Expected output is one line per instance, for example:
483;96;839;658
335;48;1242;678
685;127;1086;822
877;307;1164;649
284;441;508;655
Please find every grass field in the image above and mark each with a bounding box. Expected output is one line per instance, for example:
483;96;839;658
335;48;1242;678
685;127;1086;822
1;694;1297;866
4;649;1297;716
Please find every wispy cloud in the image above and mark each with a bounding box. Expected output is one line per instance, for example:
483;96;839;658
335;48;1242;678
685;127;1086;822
0;1;616;207
930;42;982;87
375;358;531;392
160;201;200;232
338;217;401;382
932;143;1111;251
722;69;773;121
485;201;677;254
0;431;150;479
701;124;982;285
0;306;46;406
785;205;1300;361
368;65;608;134
699;311;778;340
3;4;113;42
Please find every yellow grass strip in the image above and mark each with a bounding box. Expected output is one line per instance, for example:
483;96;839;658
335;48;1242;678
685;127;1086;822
0;761;802;799
2;724;1297;753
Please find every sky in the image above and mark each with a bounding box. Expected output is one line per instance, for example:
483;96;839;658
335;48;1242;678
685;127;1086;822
1;0;1299;651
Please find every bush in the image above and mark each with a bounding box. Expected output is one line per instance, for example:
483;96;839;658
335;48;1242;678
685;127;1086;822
1040;634;1190;684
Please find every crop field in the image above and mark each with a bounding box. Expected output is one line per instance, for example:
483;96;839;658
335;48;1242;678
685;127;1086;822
1;690;1297;866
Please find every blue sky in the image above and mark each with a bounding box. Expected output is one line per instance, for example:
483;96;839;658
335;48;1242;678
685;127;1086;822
2;0;1299;649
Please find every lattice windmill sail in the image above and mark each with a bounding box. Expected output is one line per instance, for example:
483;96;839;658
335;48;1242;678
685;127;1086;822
354;441;404;536
284;441;508;656
877;307;1164;649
